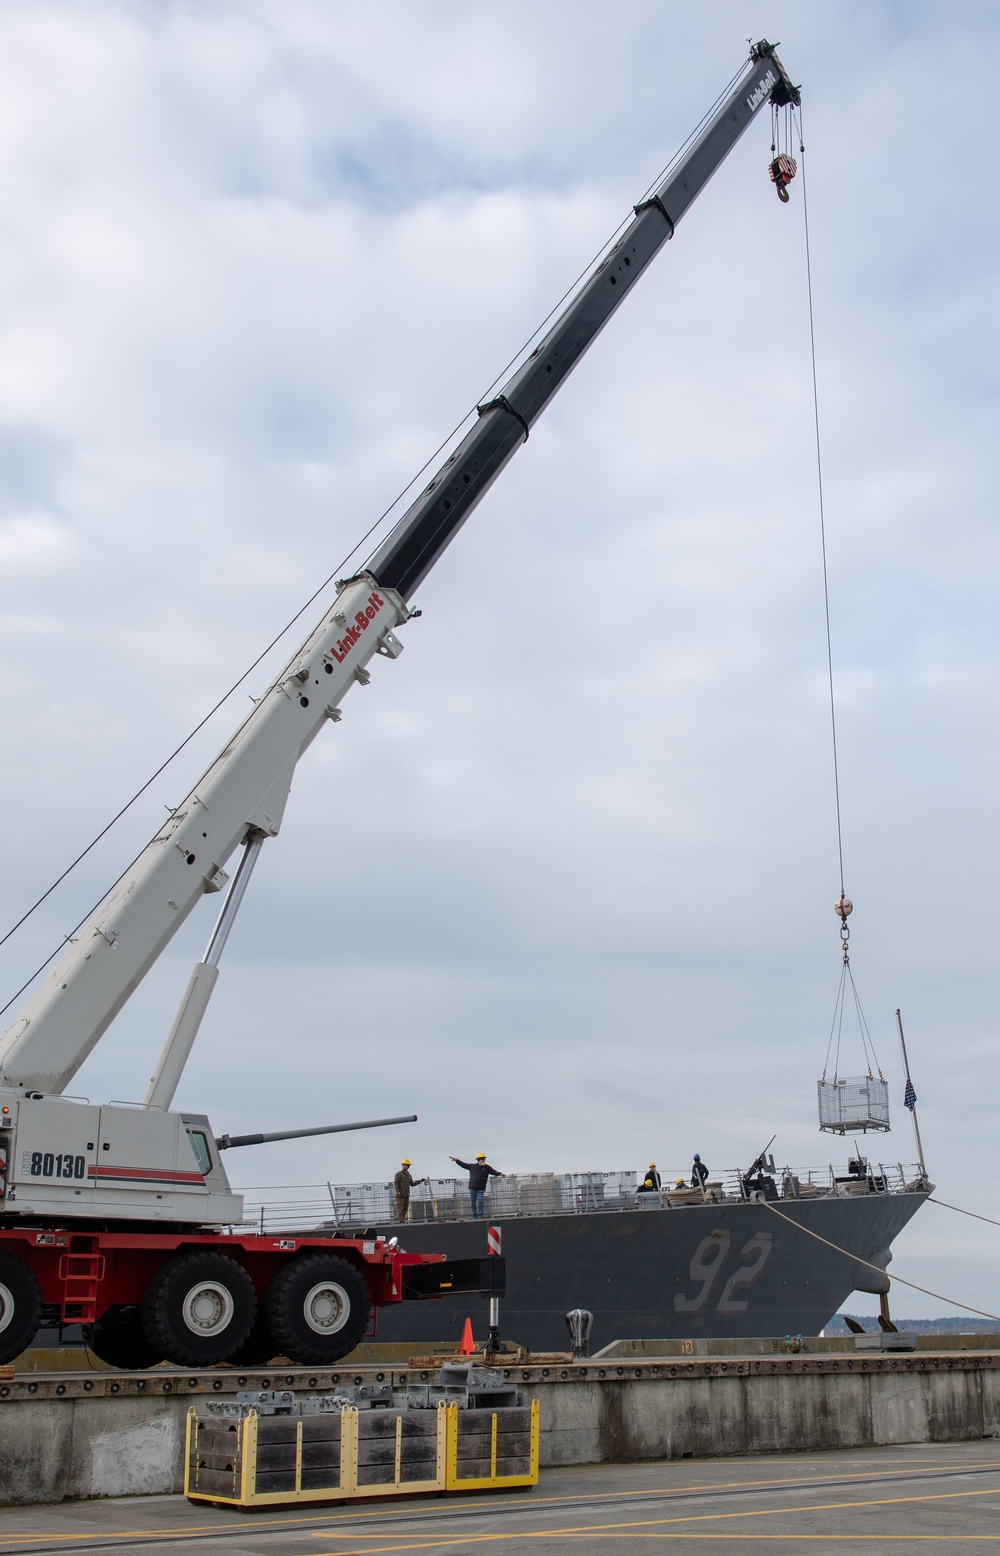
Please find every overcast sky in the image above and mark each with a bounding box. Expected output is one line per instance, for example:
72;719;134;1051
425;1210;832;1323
1;2;998;1322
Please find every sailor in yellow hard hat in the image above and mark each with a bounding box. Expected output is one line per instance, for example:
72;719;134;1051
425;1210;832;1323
393;1158;425;1222
638;1162;661;1193
450;1152;506;1219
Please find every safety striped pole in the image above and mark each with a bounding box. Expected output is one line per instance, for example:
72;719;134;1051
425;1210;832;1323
487;1224;501;1354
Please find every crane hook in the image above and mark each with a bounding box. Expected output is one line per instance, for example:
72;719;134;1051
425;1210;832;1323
768;153;797;202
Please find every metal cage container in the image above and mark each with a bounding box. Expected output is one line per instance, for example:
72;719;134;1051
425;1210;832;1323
817;1075;890;1134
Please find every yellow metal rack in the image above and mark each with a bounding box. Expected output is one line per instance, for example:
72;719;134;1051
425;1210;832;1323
185;1398;539;1507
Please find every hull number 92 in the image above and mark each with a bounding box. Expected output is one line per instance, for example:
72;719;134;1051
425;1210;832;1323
20;1151;87;1180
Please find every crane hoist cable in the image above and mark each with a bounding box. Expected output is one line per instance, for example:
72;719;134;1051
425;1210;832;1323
792;104;885;1096
795;101;847;908
769;99;798;202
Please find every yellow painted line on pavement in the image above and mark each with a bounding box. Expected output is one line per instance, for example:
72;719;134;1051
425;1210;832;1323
311;1482;1000;1552
1;1461;998;1550
311;1541;1000;1553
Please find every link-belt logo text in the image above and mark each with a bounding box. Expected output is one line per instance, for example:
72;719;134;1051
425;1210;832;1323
330;591;385;663
746;70;776;112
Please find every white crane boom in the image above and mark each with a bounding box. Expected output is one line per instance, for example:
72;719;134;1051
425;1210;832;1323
0;579;407;1093
0;40;798;1112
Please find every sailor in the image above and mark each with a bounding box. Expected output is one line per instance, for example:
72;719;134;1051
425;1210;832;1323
638;1162;661;1193
691;1153;709;1189
393;1159;426;1222
451;1153;506;1219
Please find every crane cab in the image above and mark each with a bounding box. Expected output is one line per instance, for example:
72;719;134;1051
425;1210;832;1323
0;1090;242;1224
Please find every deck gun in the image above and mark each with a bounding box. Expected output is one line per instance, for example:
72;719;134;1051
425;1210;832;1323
742;1135;778;1200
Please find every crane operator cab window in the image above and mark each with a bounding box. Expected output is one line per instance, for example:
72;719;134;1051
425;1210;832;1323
186;1128;213;1176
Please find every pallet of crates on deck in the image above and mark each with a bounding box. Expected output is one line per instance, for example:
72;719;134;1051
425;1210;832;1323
185;1362;538;1508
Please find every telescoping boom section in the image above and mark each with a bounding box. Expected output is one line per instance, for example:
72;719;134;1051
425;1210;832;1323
0;43;798;1368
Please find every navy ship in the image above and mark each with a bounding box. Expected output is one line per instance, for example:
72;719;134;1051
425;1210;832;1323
242;1157;929;1353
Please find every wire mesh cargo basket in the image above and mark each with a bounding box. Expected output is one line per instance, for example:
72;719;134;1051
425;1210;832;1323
817;1075;890;1134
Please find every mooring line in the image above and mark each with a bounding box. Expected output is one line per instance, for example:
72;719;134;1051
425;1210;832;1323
759;1200;1000;1322
928;1196;1000;1232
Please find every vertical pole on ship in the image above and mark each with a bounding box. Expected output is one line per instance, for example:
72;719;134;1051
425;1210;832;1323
486;1223;502;1354
895;1009;927;1180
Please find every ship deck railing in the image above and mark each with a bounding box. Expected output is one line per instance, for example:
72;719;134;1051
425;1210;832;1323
234;1162;926;1235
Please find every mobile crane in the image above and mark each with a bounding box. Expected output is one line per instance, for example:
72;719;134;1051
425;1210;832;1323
0;42;799;1368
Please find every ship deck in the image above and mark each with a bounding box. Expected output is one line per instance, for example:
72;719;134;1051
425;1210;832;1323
232;1158;928;1234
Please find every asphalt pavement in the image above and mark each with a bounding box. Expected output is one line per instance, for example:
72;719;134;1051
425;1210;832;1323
2;1441;1000;1553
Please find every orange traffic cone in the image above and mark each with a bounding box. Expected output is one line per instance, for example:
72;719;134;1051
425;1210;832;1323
457;1317;475;1355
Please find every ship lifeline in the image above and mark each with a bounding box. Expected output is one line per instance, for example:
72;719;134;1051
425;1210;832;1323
245;1160;929;1354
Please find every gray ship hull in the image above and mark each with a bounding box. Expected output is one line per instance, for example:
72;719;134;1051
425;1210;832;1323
377;1191;927;1352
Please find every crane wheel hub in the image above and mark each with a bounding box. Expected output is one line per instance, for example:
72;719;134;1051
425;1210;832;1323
302;1280;350;1335
181;1280;236;1337
0;1281;14;1335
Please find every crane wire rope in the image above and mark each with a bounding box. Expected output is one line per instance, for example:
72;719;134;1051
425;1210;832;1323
792;104;884;1089
822;955;883;1084
794;103;846;905
0;65;746;1020
760;1200;1000;1324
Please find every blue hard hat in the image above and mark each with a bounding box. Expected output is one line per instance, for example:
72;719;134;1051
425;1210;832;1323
694;1153;701;1160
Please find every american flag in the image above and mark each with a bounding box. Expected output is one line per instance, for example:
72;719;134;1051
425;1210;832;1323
904;1077;917;1112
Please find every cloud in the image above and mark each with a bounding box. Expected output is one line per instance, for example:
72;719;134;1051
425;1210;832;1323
0;1;998;1321
0;511;75;565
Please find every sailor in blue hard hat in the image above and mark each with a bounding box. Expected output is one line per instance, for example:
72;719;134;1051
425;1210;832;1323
691;1153;709;1189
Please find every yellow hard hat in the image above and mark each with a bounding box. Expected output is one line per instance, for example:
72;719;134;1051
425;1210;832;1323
675;1178;685;1188
401;1158;411;1166
648;1162;656;1168
476;1152;486;1159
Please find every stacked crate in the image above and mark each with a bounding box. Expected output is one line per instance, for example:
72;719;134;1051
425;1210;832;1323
447;1403;536;1489
186;1409;345;1502
348;1406;444;1493
185;1398;538;1507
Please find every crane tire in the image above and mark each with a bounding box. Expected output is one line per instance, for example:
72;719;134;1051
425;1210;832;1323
265;1253;370;1365
0;1252;41;1365
226;1309;279;1367
84;1305;162;1370
141;1252;256;1366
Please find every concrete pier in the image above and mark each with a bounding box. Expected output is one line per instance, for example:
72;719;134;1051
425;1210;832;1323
2;1349;999;1505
